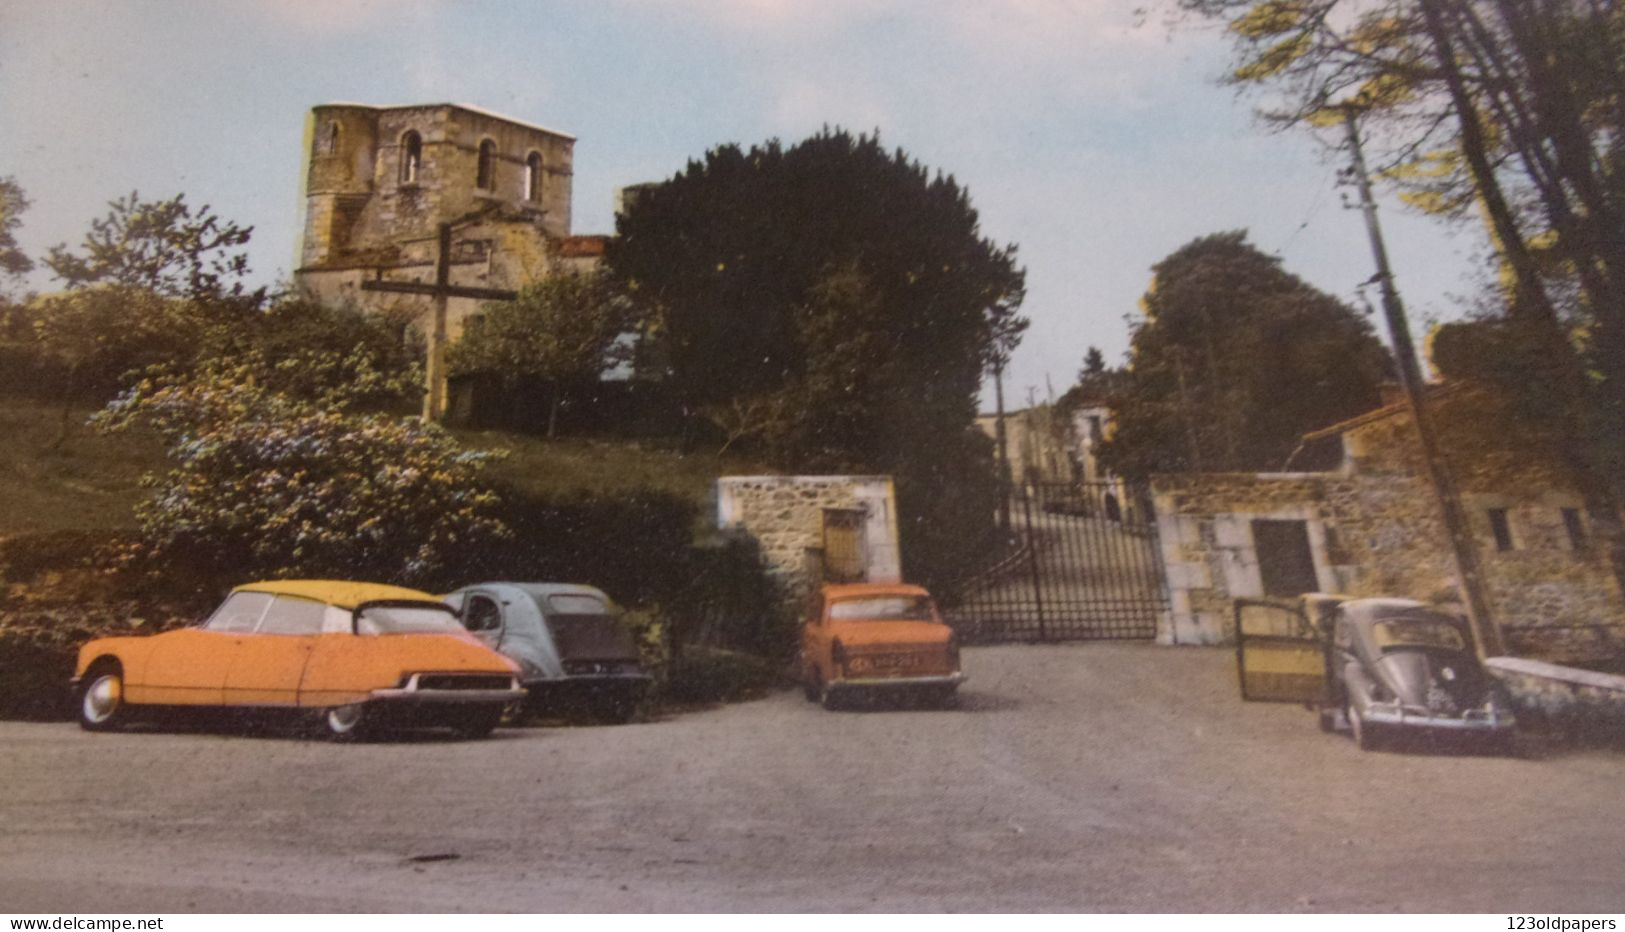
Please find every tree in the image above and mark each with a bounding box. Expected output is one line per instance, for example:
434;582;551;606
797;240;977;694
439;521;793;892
95;354;506;587
1081;346;1107;381
0;177;33;286
609;129;1027;587
1096;232;1392;480
45;191;263;307
446;270;630;438
1181;0;1625;604
23;285;211;442
611;129;1025;445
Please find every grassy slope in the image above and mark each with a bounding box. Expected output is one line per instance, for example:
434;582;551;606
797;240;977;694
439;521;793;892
0;402;163;534
0;398;755;536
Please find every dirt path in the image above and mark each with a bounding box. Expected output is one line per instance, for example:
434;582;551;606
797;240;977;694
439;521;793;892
3;644;1623;912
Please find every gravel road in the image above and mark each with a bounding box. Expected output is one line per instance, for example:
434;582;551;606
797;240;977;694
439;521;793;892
3;643;1624;912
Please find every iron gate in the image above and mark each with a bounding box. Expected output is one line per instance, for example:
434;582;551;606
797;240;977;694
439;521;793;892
942;480;1169;642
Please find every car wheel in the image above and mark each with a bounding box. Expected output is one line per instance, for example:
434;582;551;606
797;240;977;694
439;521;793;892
1317;706;1338;733
1348;701;1380;751
802;664;820;703
819;682;843;711
323;703;372;741
79;665;127;732
450;705;503;740
933;685;960;709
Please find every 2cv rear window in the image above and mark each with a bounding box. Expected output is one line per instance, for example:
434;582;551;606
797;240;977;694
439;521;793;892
543;596;638;661
1372;616;1468;652
548;594;609;615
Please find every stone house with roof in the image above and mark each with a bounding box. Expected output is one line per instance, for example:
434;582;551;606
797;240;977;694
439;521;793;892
1150;385;1625;661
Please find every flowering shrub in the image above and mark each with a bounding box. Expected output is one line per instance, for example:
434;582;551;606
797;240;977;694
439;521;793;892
96;356;508;587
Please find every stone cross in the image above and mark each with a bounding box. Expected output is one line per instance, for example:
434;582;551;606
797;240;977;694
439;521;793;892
360;222;518;421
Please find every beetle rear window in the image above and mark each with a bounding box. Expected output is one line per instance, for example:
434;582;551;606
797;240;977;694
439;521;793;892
828;596;936;621
355;602;464;635
1372;617;1467;651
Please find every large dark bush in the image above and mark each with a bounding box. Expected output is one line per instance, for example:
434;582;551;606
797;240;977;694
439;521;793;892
0;531;209;720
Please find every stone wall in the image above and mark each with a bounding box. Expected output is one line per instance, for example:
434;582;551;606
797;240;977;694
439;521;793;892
715;476;902;609
1151;405;1625;660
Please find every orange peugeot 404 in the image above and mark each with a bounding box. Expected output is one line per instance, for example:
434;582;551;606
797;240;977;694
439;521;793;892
71;580;524;740
800;582;965;710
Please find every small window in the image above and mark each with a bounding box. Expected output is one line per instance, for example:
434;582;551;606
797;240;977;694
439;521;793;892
1562;507;1588;551
204;591;274;633
400;130;422;185
259;596;327;636
317;120;340;157
1487;508;1515;551
476;139;496;190
524;151;543;201
464;595;502;633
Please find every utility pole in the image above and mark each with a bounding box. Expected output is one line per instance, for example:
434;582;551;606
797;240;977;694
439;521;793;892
993;360;1012;533
1341;108;1505;657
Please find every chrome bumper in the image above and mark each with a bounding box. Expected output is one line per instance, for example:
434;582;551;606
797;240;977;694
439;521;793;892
827;672;966;692
369;673;525;705
1362;703;1516;731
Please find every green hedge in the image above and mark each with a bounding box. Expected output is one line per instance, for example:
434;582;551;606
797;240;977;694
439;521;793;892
655;648;784;706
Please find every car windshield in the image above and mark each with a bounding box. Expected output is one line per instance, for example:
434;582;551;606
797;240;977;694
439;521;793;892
355;601;465;635
828;596;936;621
1372;616;1468;652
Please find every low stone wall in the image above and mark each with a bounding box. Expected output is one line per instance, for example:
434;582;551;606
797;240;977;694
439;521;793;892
715;476;901;610
1487;657;1625;728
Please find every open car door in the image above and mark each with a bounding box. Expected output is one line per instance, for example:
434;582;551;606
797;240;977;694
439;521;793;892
1234;597;1329;703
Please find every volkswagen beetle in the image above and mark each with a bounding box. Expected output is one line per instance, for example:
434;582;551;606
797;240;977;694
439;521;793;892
442;582;651;723
1235;594;1517;752
799;582;965;710
71;580;524;740
1327;598;1516;750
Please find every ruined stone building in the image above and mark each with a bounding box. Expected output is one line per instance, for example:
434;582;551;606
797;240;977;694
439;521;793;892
294;102;608;339
1150;385;1625;661
975;397;1138;521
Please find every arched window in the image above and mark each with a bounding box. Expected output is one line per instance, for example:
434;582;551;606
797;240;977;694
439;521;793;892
317;120;340;157
524;151;543;202
476;139;496;190
400;130;422;185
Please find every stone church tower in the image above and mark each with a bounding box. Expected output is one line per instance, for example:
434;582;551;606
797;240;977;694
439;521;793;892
294;102;606;339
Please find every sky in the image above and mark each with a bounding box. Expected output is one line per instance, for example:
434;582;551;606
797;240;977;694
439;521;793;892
0;0;1494;409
